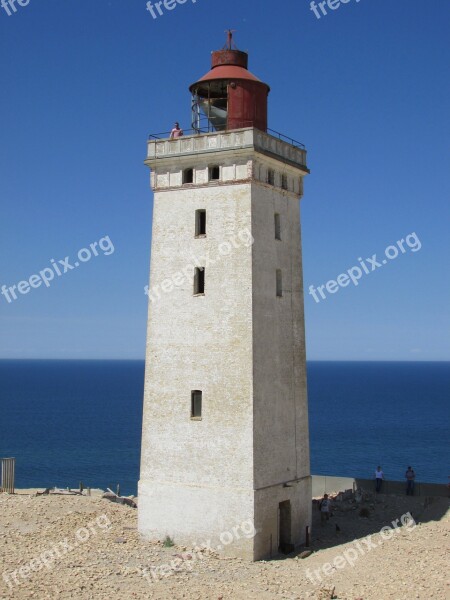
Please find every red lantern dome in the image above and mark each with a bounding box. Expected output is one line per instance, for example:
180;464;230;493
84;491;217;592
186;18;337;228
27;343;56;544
189;34;270;133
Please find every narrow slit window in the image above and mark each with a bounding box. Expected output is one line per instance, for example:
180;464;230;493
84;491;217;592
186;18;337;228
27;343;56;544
194;267;205;295
267;169;275;186
209;165;220;181
183;168;194;184
195;210;206;236
281;174;288;190
276;269;283;297
191;391;202;419
274;213;281;240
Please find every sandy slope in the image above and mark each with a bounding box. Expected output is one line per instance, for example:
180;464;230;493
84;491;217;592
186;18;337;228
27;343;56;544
0;489;448;599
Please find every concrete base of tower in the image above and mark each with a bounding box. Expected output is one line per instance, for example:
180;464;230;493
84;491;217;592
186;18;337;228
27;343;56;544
138;479;256;560
138;476;312;561
253;476;312;561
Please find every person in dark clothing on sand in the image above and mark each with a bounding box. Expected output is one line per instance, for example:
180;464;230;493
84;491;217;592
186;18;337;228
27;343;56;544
405;466;416;495
375;466;384;493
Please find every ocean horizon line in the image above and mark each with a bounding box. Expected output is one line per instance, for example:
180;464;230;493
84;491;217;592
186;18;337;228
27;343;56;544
0;358;448;363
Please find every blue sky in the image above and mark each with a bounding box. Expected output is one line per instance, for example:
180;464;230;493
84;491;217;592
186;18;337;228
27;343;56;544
0;0;448;360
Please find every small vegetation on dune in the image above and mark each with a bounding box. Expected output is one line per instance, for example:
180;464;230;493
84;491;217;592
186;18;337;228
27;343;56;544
163;535;175;547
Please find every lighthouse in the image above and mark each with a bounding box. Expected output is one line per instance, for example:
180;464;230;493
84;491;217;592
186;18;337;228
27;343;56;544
139;35;311;561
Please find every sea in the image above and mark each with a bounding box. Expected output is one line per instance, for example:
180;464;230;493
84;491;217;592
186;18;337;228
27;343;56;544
0;360;448;496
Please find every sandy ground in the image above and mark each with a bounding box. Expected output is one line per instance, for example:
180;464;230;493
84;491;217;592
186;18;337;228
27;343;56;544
0;489;448;600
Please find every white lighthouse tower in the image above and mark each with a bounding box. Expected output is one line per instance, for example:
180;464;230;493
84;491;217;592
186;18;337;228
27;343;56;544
139;36;311;561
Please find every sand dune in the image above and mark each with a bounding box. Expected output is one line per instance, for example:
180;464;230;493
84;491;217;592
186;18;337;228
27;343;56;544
0;489;448;599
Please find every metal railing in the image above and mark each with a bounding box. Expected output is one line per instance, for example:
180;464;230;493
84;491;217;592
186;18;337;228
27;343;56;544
1;457;15;494
267;128;305;150
148;125;305;150
148;128;209;140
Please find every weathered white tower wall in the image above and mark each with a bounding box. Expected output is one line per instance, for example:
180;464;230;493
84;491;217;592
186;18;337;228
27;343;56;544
139;128;311;560
250;179;311;559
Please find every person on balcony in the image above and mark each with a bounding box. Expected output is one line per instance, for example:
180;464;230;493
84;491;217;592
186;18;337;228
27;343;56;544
170;122;183;139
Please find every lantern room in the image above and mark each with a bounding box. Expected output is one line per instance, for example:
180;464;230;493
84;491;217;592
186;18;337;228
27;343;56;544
190;33;270;133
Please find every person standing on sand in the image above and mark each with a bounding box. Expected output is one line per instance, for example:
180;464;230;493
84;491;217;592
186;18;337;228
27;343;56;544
405;466;416;495
319;494;331;525
375;466;384;493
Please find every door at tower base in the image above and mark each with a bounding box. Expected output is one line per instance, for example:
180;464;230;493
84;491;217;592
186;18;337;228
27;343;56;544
138;478;312;560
